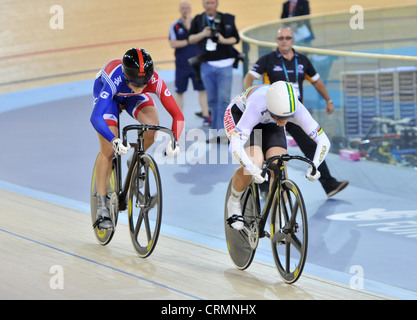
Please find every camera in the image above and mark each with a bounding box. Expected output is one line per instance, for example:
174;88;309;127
209;17;221;43
210;26;219;43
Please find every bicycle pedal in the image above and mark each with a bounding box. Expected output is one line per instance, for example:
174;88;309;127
93;220;114;231
226;215;245;227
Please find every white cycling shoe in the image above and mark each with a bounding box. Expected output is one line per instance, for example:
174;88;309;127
227;196;244;230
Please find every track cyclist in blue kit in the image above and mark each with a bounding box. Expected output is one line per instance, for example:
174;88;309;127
224;81;330;230
90;48;184;229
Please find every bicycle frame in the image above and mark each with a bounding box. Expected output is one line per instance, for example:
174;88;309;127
113;123;176;211
253;155;316;237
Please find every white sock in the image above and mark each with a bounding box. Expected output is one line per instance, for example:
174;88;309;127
230;186;243;203
228;187;245;230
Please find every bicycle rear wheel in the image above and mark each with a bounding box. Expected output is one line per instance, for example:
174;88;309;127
128;154;162;258
224;178;260;270
90;154;119;245
270;179;308;283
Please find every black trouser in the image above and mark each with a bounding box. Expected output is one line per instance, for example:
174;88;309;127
285;122;337;192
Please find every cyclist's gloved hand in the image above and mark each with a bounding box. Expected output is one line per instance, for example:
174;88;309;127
166;140;180;157
112;138;131;155
249;165;267;184
306;165;320;182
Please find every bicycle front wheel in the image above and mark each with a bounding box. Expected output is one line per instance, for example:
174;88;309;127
270;179;308;284
224;178;260;270
128;154;162;258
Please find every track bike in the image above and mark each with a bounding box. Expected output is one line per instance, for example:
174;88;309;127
90;124;176;258
225;154;317;284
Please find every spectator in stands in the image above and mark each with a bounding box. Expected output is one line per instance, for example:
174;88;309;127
281;0;314;46
281;0;310;18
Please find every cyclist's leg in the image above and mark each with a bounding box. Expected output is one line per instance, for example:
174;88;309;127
225;106;263;228
232;145;264;192
263;123;288;190
227;145;264;229
94;96;120;196
96;126;118;195
94;125;118;229
136;106;159;151
125;93;159;151
265;146;288;177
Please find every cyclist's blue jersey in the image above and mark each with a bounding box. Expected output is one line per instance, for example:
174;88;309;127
91;58;184;143
224;84;330;171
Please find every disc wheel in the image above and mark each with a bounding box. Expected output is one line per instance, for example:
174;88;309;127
128;154;162;258
90;154;119;245
224;179;260;270
270;179;308;283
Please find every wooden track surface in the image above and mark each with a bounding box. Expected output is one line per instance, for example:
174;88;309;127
0;188;390;300
1;0;412;300
1;0;415;94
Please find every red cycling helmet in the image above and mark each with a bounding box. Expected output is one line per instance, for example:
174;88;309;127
122;48;154;87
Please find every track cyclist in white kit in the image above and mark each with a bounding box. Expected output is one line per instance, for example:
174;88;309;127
224;81;331;230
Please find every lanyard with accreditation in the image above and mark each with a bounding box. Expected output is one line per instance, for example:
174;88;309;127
281;56;301;99
205;15;218;51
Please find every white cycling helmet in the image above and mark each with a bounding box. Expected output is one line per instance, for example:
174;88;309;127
266;81;297;118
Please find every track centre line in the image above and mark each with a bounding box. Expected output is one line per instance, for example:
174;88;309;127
0;227;202;300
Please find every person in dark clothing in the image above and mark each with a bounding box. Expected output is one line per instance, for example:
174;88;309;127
281;0;310;18
169;1;211;126
281;0;314;46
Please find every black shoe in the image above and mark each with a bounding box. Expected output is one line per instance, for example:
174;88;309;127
326;180;349;198
196;111;211;118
